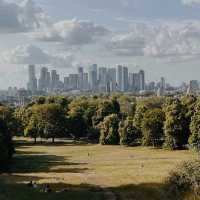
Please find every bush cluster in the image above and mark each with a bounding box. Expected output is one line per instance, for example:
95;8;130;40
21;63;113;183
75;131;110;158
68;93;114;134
167;160;200;197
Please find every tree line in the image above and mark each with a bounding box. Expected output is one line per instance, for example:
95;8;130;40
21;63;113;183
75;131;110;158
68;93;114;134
13;95;200;150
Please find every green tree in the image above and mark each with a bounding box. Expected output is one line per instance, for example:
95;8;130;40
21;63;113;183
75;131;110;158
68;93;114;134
15;105;34;134
119;117;139;146
141;108;165;147
67;98;94;139
0;120;13;170
133;104;147;141
99;114;120;145
93;99;121;127
163;98;187;150
118;96;136;117
189;98;200;146
24;114;39;143
0;106;20;136
111;98;121;115
25;104;67;143
67;113;87;139
36;96;46;104
181;95;197;145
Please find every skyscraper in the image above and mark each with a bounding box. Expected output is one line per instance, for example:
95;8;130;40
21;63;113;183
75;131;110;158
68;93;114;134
157;77;166;96
122;67;129;92
83;73;89;90
38;67;48;91
139;70;145;91
98;67;107;92
47;71;51;91
27;65;37;93
89;64;98;91
64;76;70;91
51;70;58;91
187;80;199;94
117;65;123;91
107;68;117;92
129;73;134;91
69;74;78;90
78;67;84;90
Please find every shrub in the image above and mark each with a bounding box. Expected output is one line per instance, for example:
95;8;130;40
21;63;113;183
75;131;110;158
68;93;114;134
166;160;200;197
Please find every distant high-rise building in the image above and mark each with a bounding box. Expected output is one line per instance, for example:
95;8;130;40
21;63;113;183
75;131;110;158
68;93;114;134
83;73;89;90
161;77;165;89
69;74;78;90
106;82;111;93
157;77;166;96
64;77;70;90
47;71;51;91
122;67;129;92
139;70;145;91
160;77;166;94
107;68;117;92
27;65;37;93
117;65;123;91
78;67;84;90
98;67;107;92
187;80;199;94
51;70;58;91
133;73;140;92
129;73;134;91
107;68;116;83
89;64;98;91
38;67;48;91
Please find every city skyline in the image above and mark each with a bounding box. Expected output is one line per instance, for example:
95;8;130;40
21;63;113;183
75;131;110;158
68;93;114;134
1;0;200;88
27;64;147;93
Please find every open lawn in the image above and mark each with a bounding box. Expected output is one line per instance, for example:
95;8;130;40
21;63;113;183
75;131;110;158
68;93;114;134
0;138;199;200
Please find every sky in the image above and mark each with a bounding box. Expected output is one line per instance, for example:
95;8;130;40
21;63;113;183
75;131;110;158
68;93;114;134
1;0;200;89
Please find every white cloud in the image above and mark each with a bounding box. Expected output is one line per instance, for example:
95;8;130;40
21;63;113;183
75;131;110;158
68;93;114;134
0;0;49;33
106;20;200;62
0;44;76;68
33;19;110;46
181;0;200;5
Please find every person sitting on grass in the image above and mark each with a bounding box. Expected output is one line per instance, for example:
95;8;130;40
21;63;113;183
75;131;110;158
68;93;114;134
27;181;33;187
33;182;38;189
43;184;52;193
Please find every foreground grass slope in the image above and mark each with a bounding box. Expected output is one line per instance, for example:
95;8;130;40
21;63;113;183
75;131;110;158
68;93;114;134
0;138;198;200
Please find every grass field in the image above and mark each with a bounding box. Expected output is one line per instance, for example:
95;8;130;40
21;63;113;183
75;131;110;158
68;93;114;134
0;138;199;200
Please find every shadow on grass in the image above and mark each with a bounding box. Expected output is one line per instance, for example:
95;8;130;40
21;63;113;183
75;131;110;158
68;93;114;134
111;183;170;200
14;138;94;148
0;175;195;200
0;176;104;200
9;153;88;174
110;183;198;200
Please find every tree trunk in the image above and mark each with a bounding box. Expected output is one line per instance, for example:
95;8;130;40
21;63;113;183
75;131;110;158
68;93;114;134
34;137;37;144
52;137;55;143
